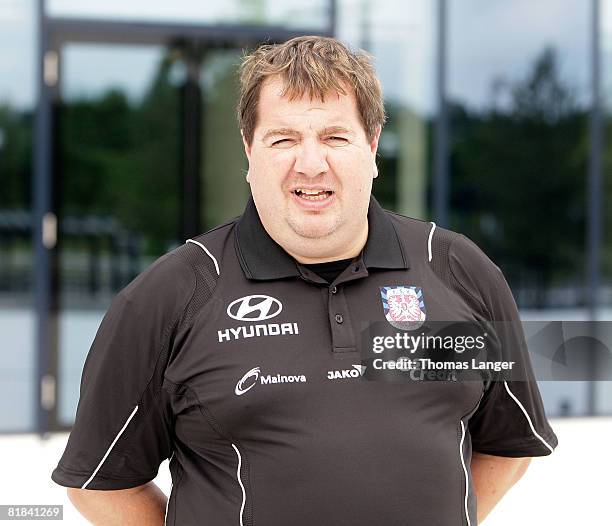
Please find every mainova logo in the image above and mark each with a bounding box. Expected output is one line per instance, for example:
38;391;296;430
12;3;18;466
327;364;367;380
235;367;261;396
227;295;282;322
219;294;299;343
235;366;307;396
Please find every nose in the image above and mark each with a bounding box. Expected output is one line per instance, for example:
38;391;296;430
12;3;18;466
293;138;329;177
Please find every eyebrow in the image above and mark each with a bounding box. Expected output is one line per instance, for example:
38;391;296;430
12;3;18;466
261;126;354;142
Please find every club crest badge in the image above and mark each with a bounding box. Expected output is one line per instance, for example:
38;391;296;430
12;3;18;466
380;286;426;330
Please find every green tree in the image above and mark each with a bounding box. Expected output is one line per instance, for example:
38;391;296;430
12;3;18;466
60;53;181;256
0;104;32;208
450;47;588;307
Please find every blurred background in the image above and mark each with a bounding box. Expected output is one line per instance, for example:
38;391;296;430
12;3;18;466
0;0;611;523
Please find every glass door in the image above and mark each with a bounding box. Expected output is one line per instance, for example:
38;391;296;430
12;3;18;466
54;41;184;428
199;47;251;229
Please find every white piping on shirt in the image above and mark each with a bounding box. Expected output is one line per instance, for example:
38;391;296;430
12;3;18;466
164;451;175;525
427;222;436;262
186;239;220;276
503;381;555;453
81;405;139;489
459;419;472;526
231;443;246;526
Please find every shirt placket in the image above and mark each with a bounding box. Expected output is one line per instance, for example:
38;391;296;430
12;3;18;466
297;256;370;354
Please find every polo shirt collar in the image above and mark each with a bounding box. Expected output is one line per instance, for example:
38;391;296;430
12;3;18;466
234;193;409;280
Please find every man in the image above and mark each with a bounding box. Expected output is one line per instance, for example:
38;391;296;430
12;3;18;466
52;36;557;525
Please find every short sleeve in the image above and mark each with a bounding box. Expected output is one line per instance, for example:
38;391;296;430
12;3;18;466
51;251;195;490
449;234;558;457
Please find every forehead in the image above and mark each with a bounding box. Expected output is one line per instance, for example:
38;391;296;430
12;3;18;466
255;76;362;131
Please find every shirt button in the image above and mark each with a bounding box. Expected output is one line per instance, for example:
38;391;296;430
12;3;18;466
330;286;338;294
335;313;344;324
353;265;360;272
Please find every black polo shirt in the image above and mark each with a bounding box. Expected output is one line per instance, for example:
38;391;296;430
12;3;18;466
51;194;557;526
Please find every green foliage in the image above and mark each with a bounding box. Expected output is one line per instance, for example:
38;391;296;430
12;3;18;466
449;46;590;303
0;105;32;208
60;54;181;255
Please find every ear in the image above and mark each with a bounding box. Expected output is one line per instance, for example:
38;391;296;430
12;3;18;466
370;125;381;180
369;124;382;156
241;129;252;162
241;129;252;183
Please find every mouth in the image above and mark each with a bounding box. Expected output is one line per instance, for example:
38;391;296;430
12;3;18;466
292;188;334;201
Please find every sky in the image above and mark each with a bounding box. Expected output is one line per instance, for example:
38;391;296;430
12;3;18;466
0;0;610;114
446;0;592;112
46;0;328;27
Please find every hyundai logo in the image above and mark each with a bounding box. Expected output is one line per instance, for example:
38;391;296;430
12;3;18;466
227;295;283;322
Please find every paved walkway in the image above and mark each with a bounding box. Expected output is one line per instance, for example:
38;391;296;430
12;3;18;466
1;417;610;524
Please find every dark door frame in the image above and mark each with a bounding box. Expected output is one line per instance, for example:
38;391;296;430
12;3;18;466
34;1;335;435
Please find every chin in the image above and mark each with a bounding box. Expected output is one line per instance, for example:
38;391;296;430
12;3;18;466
288;217;340;240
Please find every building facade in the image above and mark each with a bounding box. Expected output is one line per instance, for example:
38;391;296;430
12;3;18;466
0;0;611;433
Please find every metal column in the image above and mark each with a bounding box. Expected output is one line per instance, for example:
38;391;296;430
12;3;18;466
34;0;58;437
587;0;603;415
434;0;449;228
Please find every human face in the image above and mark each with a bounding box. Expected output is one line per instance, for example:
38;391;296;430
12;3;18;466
242;76;381;263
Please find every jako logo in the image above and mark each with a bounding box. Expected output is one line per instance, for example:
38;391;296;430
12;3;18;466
235;367;261;396
327;364;367;380
227;295;282;322
235;366;307;396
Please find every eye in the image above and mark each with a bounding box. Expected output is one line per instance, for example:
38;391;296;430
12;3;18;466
327;136;348;143
272;139;293;146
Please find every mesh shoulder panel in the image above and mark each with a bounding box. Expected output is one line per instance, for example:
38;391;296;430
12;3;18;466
428;226;490;321
174;240;220;327
428;225;454;286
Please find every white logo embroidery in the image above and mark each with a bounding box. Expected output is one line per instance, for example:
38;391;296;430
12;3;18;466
235;367;261;396
218;322;299;343
234;367;307;396
327;364;367;380
227;295;282;322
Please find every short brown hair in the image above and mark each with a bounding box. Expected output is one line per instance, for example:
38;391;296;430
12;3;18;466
237;35;386;147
